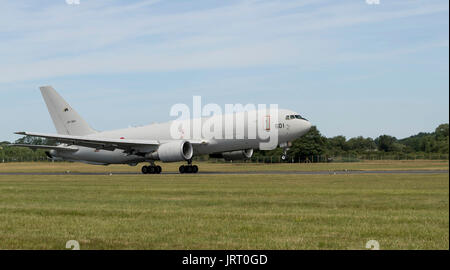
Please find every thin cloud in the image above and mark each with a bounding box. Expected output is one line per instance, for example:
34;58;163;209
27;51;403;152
0;0;448;83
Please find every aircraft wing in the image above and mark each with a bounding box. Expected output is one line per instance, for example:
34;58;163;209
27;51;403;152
15;132;160;153
9;144;79;152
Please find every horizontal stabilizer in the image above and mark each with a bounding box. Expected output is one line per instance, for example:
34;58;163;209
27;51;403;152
8;144;79;152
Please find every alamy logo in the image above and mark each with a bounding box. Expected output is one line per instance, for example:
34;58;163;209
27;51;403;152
169;96;279;150
365;240;380;250
366;0;380;5
66;240;80;250
66;0;80;5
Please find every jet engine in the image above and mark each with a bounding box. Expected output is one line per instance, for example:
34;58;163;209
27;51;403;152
44;150;63;161
209;149;253;161
44;151;53;159
146;141;193;162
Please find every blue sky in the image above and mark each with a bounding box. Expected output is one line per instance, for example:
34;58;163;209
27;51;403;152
0;0;448;142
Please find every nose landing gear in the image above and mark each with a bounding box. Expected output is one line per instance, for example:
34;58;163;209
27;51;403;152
280;142;291;162
179;159;199;174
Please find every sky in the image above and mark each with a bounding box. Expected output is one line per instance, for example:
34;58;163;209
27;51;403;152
0;0;448;142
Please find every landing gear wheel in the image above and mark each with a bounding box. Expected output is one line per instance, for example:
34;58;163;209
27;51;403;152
142;165;162;174
179;165;199;174
281;145;290;162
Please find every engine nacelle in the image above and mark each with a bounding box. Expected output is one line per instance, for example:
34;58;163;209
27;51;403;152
146;141;193;162
45;150;63;161
210;149;253;161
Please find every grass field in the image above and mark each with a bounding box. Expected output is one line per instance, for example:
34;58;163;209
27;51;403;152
0;161;448;250
0;160;448;173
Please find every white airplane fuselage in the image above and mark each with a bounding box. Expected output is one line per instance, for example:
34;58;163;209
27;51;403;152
53;108;312;165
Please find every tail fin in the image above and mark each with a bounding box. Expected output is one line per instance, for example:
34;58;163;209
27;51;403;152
40;86;97;136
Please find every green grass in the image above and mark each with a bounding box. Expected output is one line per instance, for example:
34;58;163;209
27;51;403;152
0;160;448;173
0;172;448;249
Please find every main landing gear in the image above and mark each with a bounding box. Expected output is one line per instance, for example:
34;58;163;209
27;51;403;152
141;164;162;174
179;159;198;174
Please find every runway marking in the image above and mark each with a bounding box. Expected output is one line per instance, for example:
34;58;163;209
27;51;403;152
0;170;448;176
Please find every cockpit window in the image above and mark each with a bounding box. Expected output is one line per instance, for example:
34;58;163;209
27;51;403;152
295;115;308;120
286;114;308;120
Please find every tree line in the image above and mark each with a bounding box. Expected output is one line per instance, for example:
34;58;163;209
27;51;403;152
253;123;449;162
0;123;448;162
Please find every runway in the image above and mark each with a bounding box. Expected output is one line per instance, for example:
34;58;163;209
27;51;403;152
0;170;448;176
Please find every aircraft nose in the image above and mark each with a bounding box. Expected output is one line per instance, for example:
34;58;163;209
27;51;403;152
303;119;312;132
297;119;311;135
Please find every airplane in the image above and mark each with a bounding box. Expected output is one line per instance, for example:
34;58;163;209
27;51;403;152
12;86;312;174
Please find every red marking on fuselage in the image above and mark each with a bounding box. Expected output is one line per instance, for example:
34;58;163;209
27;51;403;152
120;137;125;139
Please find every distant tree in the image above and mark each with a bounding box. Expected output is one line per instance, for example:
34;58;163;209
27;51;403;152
327;136;347;152
14;136;55;146
375;135;399;152
347;136;377;152
435;124;449;140
289;126;327;161
15;136;45;145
